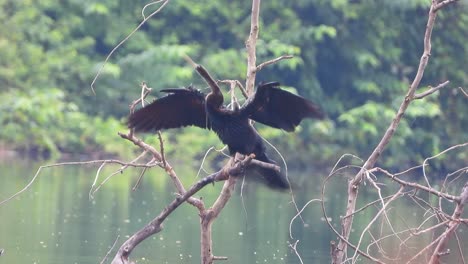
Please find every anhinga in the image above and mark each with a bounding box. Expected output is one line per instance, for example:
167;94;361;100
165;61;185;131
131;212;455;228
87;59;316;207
128;66;324;190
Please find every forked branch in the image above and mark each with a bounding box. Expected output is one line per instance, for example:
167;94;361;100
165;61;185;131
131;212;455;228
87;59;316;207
111;154;256;264
331;1;460;262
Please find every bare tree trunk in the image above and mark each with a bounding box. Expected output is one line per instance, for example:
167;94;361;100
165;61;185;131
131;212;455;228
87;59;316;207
331;1;459;263
200;177;237;264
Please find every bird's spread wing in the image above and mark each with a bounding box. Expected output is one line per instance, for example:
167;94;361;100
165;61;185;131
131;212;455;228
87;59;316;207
242;82;324;132
128;87;209;132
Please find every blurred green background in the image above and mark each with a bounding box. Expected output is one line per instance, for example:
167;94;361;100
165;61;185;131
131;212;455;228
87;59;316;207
0;0;467;171
1;1;467;263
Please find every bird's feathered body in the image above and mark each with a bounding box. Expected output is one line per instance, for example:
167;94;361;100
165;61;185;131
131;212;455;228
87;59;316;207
128;82;323;189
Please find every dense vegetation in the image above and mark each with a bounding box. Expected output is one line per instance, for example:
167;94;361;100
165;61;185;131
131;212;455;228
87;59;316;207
1;0;466;171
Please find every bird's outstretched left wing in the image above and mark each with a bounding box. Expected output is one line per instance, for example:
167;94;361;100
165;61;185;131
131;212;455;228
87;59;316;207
128;87;210;132
242;82;324;131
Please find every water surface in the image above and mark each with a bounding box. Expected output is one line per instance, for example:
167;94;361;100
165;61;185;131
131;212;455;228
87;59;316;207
0;158;466;263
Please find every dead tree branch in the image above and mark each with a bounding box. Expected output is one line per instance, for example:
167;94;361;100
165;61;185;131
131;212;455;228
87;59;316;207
90;0;169;94
0;159;153;206
201;174;238;264
111;155;254;264
459;87;468;97
245;0;261;94
429;182;468;264
255;55;294;72
218;80;248;99
331;1;459;262
375;167;461;203
119;131;203;208
413;80;450;99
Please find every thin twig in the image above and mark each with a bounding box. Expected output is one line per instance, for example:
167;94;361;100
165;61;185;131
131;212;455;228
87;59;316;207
332;2;458;261
376;167;461;202
321;166;385;263
132;166;149;191
139;82;152;108
289;199;321;239
255;55;293;72
413;80;450;99
351;186;404;263
157;131;167;167
100;235;120;264
422;142;468;191
120;131;204;208
434;0;460;11
0;160;152;206
459;87;468;97
90;151;155;197
289;240;304;264
429;182;468;264
454;232;466;264
218;80;248;99
90;0;169;94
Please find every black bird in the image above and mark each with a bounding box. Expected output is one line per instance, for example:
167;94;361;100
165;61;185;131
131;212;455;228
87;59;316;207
128;81;323;189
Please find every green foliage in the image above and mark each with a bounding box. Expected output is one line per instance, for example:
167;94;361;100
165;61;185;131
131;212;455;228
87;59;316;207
0;0;466;171
0;88;127;158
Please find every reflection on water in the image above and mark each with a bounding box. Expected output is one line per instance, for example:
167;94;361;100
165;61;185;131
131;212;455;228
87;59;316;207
0;158;466;263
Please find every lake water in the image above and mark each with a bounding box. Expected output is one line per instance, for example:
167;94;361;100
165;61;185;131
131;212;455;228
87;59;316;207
0;157;466;263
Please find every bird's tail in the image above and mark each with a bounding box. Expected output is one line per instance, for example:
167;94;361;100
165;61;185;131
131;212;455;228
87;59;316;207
247;153;290;190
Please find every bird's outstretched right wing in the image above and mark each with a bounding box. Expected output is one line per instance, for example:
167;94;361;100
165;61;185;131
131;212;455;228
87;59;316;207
242;82;324;132
128;87;210;132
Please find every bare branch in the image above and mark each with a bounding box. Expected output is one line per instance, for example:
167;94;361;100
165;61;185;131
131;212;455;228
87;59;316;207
413;80;450;99
218;80;248;99
375;167;461;203
331;1;458;262
100;235;120;264
245;0;261;94
132;165;149;191
157;131;167;167
289;240;305;264
111;174;218;264
112;155;255;264
459;87;468;97
342;191;412;219
289;199;321;239
139;82;152;107
119;131;203;208
429;183;467;264
434;0;460;11
255;55;294;72
454;232;467;264
90;151;152;198
90;0;169;94
351;186;404;261
0;160;152;206
201;176;237;264
422;142;468;190
321;166;385;263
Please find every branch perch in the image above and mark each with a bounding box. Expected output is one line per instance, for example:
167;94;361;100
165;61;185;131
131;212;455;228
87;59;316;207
413;80;450;100
111;154;256;264
331;1;459;262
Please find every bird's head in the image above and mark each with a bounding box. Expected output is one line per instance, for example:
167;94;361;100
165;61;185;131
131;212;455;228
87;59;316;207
206;90;224;108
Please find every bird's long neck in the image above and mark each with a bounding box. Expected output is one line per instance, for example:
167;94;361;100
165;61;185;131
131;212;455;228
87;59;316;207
196;64;224;109
186;57;224;110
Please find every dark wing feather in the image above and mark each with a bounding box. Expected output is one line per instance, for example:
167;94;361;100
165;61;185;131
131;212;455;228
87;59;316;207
128;88;209;132
242;82;324;132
